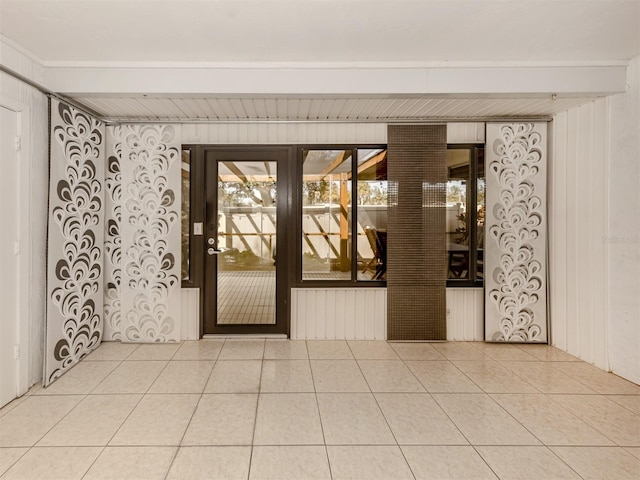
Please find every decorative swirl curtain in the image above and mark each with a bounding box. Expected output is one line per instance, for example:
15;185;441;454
485;123;548;343
44;99;105;386
104;125;182;342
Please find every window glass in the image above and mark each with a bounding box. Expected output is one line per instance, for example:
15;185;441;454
181;149;191;281
357;149;388;280
302;150;353;280
476;147;485;281
446;149;471;280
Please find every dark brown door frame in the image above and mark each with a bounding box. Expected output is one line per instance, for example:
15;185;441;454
201;146;294;336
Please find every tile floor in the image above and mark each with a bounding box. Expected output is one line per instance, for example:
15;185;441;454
0;340;639;479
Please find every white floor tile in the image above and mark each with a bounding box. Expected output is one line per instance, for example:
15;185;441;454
147;361;214;394
307;341;353;360
492;393;616;446
476;446;581;479
264;340;308;359
167;446;251;480
92;361;168;394
249;446;331;480
173;340;224;360
182;394;258;446
260;360;314;393
2;446;101;480
34;361;120;395
0;448;28;477
110;394;199;446
217;340;265;360
433;393;541;445
204;360;262;393
551;446;640;480
347;341;400;359
327;445;414;480
0;395;83;447
310;360;369;392
83;446;177;480
317;393;395;445
85;342;139;361
375;393;467;445
402;445;498;480
358;360;426;392
254;393;324;445
38;394;141;446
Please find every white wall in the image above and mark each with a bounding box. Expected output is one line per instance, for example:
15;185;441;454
608;55;640;384
550;55;640;384
0;39;49;389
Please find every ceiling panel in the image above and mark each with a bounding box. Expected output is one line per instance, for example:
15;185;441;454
74;95;602;122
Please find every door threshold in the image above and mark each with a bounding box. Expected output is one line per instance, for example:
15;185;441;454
202;334;288;339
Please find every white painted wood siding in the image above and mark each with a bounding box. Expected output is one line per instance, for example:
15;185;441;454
446;123;485;144
181;123;387;144
291;287;483;340
180;288;200;340
549;100;610;370
446;288;484;341
290;288;387;340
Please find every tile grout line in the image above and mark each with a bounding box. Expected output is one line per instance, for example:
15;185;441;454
348;341;417;480
162;339;225;480
247;339;266;480
305;340;335;480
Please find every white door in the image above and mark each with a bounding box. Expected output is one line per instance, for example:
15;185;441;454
0;106;19;407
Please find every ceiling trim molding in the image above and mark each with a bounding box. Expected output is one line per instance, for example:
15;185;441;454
45;64;627;97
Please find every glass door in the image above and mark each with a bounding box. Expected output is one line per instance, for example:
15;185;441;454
203;148;290;335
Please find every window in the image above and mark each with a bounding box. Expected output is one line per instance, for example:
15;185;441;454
181;149;191;281
300;147;387;283
446;145;484;286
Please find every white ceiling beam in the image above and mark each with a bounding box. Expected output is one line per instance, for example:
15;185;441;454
43;64;627;97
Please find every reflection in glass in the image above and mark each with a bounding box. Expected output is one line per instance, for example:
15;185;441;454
357;149;388;280
181;150;190;281
217;161;276;324
301;150;352;280
446;149;471;279
477;148;485;281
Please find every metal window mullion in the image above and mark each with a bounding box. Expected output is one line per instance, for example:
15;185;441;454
469;147;478;282
351;148;358;282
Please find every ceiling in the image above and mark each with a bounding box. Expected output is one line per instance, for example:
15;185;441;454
75;94;600;122
2;0;639;121
2;0;639;63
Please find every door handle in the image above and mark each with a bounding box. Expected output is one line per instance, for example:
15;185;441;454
207;248;222;256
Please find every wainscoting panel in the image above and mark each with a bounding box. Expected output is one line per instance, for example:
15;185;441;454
485;122;548;342
291;287;483;341
181;288;200;340
290;288;387;340
44;99;105;386
446;288;485;341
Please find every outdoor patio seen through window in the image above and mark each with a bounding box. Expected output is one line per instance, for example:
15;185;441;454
301;148;388;282
446;145;485;285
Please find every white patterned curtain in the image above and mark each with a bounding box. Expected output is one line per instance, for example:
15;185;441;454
104;125;182;342
44;99;105;386
485;123;548;343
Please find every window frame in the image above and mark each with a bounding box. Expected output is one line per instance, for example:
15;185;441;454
294;144;388;288
181;145;204;289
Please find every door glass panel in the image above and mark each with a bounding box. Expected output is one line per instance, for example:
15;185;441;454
217;161;276;324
